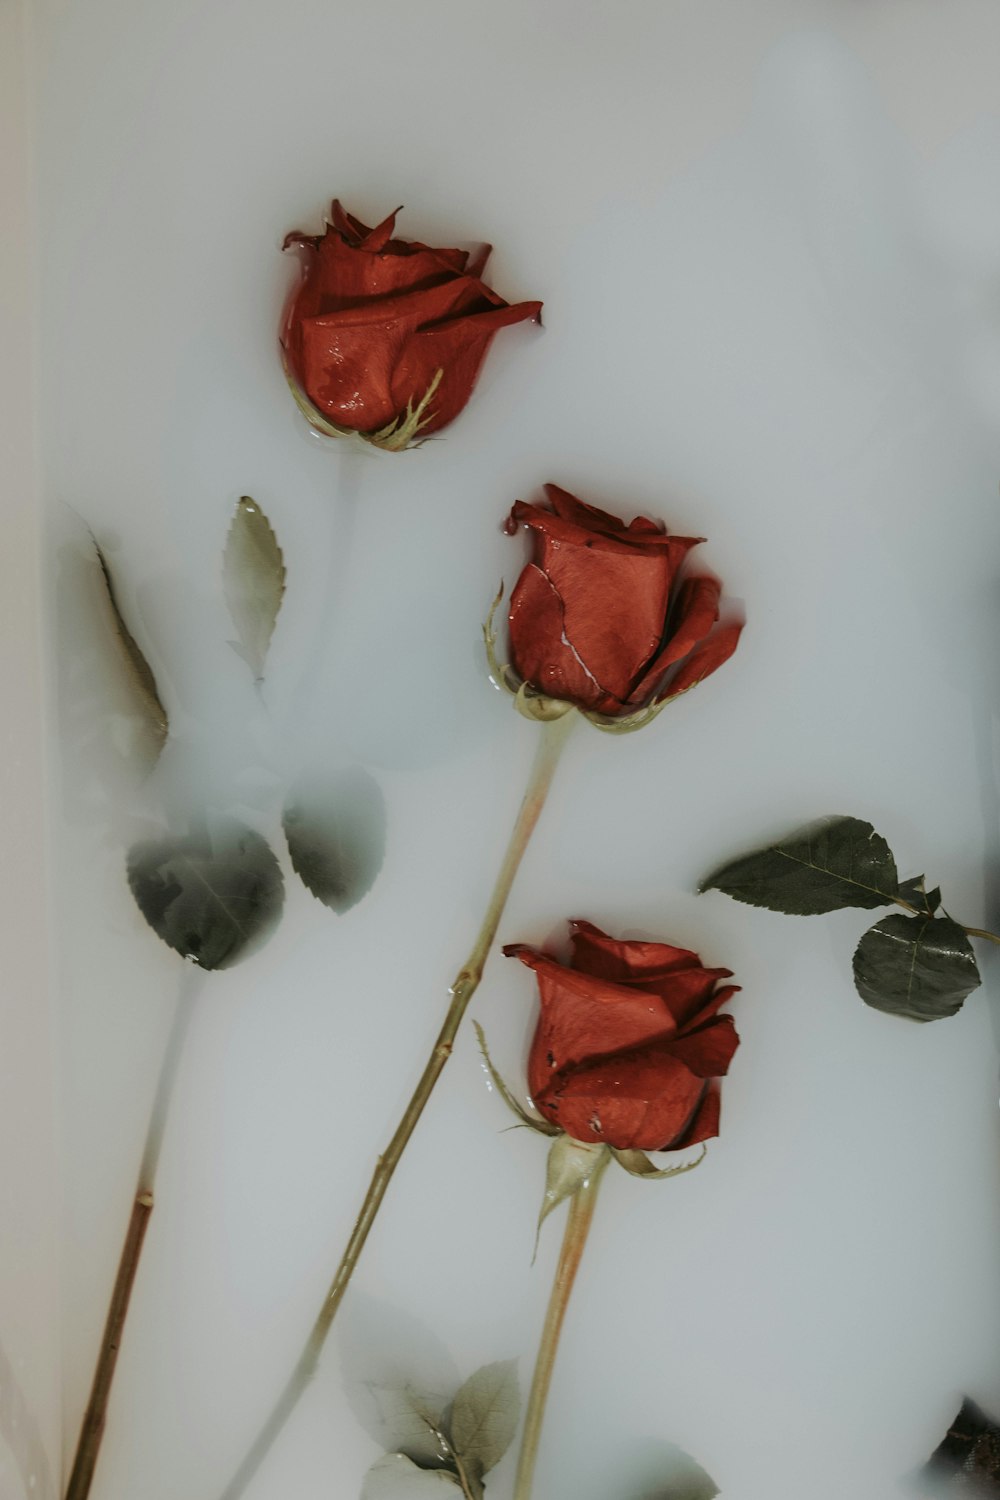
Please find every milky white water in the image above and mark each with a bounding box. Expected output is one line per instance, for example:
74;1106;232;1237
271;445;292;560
7;4;1000;1499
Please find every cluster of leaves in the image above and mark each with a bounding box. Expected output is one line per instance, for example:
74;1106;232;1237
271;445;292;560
360;1363;519;1500
701;816;982;1022
95;498;385;971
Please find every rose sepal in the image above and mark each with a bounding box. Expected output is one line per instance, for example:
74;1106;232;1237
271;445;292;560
473;1021;559;1137
536;1135;611;1252
282;355;444;453
483;588;575;724
611;1144;707;1180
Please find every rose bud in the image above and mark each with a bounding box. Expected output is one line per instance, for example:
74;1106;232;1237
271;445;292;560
491;484;742;728
281;201;542;451
505;919;740;1153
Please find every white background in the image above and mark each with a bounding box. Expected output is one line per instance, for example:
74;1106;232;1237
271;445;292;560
12;2;1000;1498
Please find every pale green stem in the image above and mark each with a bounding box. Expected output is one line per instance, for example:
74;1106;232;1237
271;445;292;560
65;972;201;1500
215;712;575;1500
513;1145;610;1500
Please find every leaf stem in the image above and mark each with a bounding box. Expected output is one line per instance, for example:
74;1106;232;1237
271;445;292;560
892;896;1000;946
214;712;575;1500
64;973;200;1500
962;924;1000;947
513;1144;609;1500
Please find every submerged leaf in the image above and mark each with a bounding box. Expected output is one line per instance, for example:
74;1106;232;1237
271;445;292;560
93;540;169;760
701;815;898;915
449;1361;519;1477
361;1455;461;1500
921;1397;1000;1496
853;913;980;1022
640;1443;720;1500
366;1385;451;1468
126;821;284;969
222;496;286;680
283;765;386;913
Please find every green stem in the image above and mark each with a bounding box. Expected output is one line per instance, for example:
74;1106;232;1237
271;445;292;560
65;974;200;1500
215;712;575;1500
513;1144;609;1500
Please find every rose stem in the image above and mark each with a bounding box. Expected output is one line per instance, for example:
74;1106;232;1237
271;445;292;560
281;447;361;732
513;1145;610;1500
65;971;201;1500
215;711;575;1500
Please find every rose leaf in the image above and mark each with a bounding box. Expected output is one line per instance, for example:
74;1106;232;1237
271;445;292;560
222;496;286;681
700;815;898;914
126;821;284;970
897;876;942;915
361;1454;461;1500
448;1360;519;1477
364;1384;452;1469
282;765;386;913
921;1396;1000;1495
641;1442;719;1499
92;538;169;763
852;913;980;1022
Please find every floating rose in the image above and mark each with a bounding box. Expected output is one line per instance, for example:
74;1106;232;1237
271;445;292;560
282;201;542;451
488;484;742;728
480;920;741;1500
507;918;740;1151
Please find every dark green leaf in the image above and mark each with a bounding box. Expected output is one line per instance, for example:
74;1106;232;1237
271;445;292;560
853;914;980;1022
361;1455;461;1500
448;1361;519;1476
283;766;386;913
127;822;284;969
898;876;942;916
223;497;286;681
700;816;898;914
921;1396;1000;1495
93;539;169;761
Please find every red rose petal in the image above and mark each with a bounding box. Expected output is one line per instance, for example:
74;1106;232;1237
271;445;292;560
390;299;543;436
666;1014;740;1079
542;542;676;706
537;1046;707;1151
666;1086;721;1149
683;982;741;1032
330;200;374;240
296;277;496;429
507;565;610;710
508;946;681;1100
544;484;633;536
628;576;721;706
663;621;743;700
311;230;473;311
569;919;706;981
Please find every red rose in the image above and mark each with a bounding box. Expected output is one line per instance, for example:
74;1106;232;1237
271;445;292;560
282;201;542;448
505;920;740;1152
503;485;741;719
